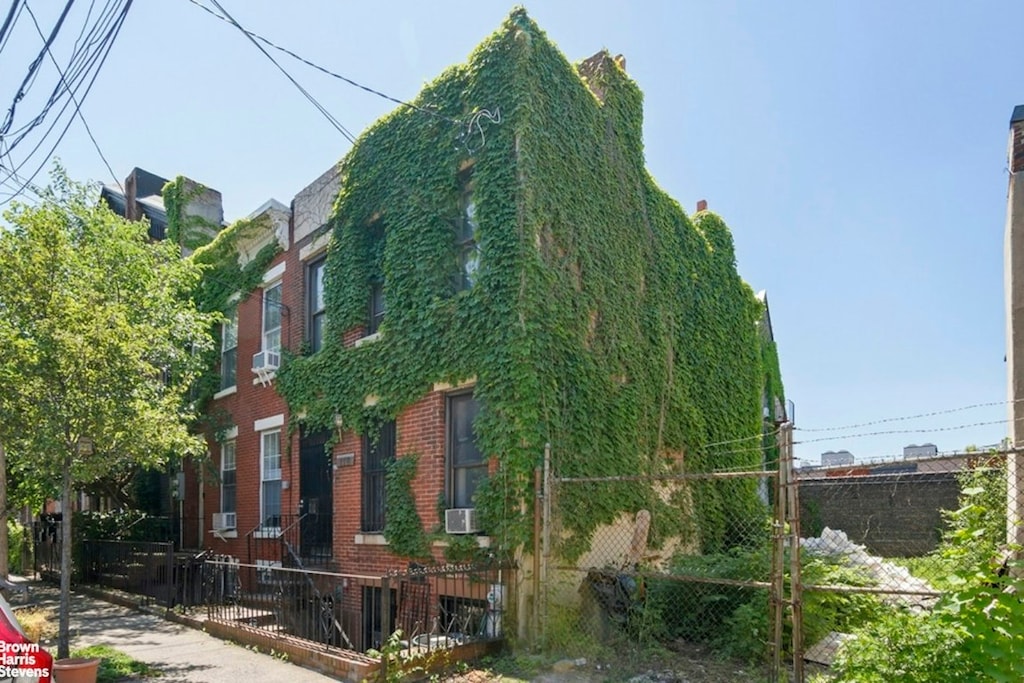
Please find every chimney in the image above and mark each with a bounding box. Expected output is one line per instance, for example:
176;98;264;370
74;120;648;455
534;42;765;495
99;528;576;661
696;199;708;212
578;50;626;104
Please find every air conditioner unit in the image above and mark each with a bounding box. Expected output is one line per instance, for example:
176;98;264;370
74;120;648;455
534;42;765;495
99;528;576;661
212;512;236;531
445;508;481;535
252;350;281;372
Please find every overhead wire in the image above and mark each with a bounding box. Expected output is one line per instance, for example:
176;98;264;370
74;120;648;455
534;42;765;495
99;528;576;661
0;0;75;138
5;0;121;146
186;0;502;153
203;0;356;144
185;0;459;126
0;0;22;51
23;0;121;192
794;398;1016;433
792;418;1009;446
0;0;131;207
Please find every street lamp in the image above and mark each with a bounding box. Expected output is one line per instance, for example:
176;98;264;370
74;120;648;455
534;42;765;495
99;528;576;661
75;436;93;457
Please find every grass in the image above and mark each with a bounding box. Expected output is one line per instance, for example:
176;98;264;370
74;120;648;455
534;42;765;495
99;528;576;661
14;607;57;643
70;645;161;682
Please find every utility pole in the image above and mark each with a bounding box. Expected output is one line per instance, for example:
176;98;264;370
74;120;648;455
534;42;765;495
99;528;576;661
0;440;7;579
1005;105;1024;556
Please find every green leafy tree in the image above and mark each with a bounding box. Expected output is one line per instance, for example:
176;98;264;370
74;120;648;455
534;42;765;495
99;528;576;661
0;169;215;658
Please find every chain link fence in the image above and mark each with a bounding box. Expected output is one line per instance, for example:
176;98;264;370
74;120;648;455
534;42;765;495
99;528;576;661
795;450;1018;679
536;432;1022;682
539;454;785;680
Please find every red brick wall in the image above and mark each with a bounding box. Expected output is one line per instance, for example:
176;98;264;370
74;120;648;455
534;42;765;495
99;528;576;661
191;218;472;576
332;391;450;574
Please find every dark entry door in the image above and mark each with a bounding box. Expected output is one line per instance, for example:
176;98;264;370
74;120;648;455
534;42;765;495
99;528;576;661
299;429;333;563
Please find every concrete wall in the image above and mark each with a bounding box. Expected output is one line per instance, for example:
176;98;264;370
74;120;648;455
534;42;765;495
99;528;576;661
293;164;342;244
798;472;961;557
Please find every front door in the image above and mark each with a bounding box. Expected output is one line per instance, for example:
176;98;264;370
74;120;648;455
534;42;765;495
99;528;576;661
299;429;333;563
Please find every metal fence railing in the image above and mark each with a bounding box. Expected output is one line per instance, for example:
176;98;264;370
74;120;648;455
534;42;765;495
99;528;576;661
81;539;176;607
203;558;515;663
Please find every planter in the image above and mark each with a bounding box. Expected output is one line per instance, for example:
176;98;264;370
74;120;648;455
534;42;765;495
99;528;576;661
53;657;100;683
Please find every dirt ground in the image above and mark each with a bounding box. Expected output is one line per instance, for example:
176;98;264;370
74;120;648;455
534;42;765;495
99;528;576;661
438;641;788;683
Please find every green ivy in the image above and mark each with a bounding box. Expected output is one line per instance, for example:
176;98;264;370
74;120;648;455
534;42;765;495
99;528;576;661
163;177;220;251
276;9;782;560
382;454;429;559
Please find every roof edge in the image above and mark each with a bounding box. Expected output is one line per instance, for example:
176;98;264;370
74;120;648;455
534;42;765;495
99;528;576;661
1012;104;1024;126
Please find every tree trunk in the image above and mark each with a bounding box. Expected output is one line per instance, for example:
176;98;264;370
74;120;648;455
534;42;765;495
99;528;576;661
0;441;8;579
58;454;72;660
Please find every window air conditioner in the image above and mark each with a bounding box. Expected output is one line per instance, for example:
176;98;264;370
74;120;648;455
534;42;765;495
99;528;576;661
252;350;281;372
212;512;236;531
444;508;481;535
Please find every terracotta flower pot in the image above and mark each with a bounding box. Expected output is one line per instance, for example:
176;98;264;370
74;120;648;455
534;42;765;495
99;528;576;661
53;657;100;683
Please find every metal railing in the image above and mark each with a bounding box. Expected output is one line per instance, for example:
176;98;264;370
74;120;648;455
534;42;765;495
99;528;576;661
81;539;175;606
203;558;515;659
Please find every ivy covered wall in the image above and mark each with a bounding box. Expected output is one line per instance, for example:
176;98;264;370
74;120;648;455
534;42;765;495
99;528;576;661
276;9;784;560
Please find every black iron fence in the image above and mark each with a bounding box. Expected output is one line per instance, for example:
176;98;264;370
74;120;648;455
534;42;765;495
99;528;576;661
204;559;514;657
81;539;176;606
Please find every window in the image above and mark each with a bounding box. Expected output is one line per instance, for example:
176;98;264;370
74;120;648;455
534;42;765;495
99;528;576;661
366;221;386;336
447;393;486;508
260;430;282;528
361;420;396;532
220;311;238;390
368;280;385;335
221;441;236;516
454;175;479;291
307;258;327;352
262;282;283;353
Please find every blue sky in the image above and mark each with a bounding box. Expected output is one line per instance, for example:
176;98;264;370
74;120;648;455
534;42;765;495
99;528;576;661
1;1;1020;464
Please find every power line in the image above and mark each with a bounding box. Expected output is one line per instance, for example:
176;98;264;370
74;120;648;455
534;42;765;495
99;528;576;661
24;0;121;192
0;0;75;138
792;418;1009;446
0;0;22;51
203;0;356;144
794;398;1016;433
0;0;131;207
186;0;459;127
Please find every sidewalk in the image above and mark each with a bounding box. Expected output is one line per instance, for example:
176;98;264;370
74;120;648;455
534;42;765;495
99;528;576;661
20;582;340;682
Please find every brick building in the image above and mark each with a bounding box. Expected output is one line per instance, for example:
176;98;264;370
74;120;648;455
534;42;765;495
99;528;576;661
184;11;783;638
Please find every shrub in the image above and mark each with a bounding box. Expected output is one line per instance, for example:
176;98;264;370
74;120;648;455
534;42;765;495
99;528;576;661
8;519;29;575
832;459;1024;682
650;545;882;663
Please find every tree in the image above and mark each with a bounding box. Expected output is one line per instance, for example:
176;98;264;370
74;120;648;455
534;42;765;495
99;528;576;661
0;169;215;658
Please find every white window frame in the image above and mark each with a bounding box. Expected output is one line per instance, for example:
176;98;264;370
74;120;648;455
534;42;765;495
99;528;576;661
260;429;282;531
262;281;283;354
220;310;238;390
220;440;237;515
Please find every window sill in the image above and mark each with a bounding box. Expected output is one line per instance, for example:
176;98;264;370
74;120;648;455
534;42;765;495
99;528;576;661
210;529;238;539
253;529;281;539
354;533;388;545
213;386;237;400
433;536;491;549
354;332;382;348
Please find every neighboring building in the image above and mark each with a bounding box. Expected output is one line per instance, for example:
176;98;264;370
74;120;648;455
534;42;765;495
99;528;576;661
100;167;224;246
184;9;783;646
821;450;855;467
903;443;938;460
